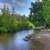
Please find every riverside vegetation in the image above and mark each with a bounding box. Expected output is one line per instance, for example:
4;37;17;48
0;0;50;43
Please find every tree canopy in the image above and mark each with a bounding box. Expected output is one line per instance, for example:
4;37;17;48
0;7;31;34
29;0;49;28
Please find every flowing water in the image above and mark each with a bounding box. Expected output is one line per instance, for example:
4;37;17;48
0;30;33;50
0;30;50;50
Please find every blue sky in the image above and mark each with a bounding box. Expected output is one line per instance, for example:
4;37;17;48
0;0;37;16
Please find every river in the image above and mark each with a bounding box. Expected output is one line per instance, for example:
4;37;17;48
0;30;33;50
0;30;50;50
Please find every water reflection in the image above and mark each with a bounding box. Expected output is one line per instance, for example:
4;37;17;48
13;30;33;50
1;30;33;50
0;44;4;50
13;30;50;50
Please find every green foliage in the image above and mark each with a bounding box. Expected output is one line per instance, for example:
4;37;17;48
29;1;46;27
0;7;31;34
43;0;50;28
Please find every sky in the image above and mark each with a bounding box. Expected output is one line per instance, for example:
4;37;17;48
0;0;37;16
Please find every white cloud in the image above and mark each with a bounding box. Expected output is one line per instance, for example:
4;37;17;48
17;1;25;7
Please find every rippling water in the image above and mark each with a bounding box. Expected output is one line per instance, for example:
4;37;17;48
0;30;33;50
1;30;50;50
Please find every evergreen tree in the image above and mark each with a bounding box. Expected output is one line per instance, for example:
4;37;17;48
29;1;46;27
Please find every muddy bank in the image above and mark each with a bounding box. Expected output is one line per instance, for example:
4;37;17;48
31;31;50;50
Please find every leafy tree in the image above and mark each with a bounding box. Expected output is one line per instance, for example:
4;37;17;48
0;6;10;33
0;6;31;34
0;6;17;33
43;0;50;28
29;1;46;27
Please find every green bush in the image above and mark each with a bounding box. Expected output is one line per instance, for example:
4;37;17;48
0;8;31;34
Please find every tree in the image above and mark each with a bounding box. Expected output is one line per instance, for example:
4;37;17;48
0;6;17;33
43;0;50;28
29;1;46;27
0;7;31;34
